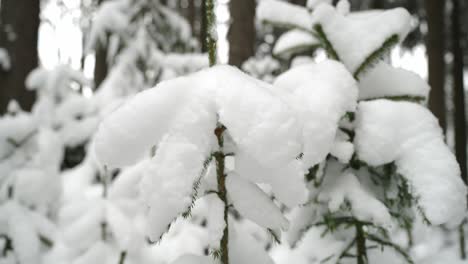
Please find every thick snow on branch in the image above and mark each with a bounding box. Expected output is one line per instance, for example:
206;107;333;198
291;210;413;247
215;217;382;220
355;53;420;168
95;65;302;241
171;254;218;264
226;173;289;230
318;161;392;227
26;66;89;96
162;53;209;77
312;4;411;74
95;65;301;168
273;60;358;168
236;150;308;207
307;0;332;9
355;100;467;226
358;62;430;101
55;95;99;147
257;0;313;31
229;224;275;264
87;0;130;52
0;202;42;264
141;105;216;241
0;112;36;160
273;29;319;59
190;194;225;250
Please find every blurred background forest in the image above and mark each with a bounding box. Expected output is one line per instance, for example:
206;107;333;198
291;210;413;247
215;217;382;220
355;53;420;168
0;0;466;182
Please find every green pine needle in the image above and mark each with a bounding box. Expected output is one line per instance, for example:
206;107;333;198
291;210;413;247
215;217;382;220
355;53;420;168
313;24;340;61
353;34;399;80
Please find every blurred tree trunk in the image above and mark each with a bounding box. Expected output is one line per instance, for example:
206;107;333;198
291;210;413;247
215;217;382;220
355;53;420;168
200;0;207;52
0;0;40;113
290;0;306;6
452;0;467;185
187;0;196;34
228;0;256;67
371;0;384;9
450;1;467;259
425;0;447;131
94;0;109;89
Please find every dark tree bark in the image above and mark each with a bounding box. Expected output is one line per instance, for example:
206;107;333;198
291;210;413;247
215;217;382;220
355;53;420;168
451;0;467;259
228;0;256;67
94;0;109;89
0;0;40;113
180;0;197;43
94;40;108;89
200;0;207;52
187;0;196;34
425;0;447;131
452;0;467;185
290;0;306;6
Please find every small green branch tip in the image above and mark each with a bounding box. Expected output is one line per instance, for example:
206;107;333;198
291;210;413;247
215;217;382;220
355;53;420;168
353;35;399;80
313;24;340;61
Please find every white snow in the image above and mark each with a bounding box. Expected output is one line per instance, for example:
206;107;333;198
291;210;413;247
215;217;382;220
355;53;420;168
306;0;332;9
55;95;99;147
330;130;354;164
86;0;130;52
95;65;301;168
229;224;275;264
358;62;430;101
0;202;41;264
242;56;280;83
190;194;225;250
71;241;116;264
162;53;209;76
355;100;467;226
226;173;289;230
336;0;351;15
60;198;105;250
273;60;358;168
235;150;308;207
273;29;319;58
257;0;313;31
142;135;214;241
284;204;316;247
312;4;411;74
171;254;218;264
318;161;392;227
0;112;37;160
26;65;89;96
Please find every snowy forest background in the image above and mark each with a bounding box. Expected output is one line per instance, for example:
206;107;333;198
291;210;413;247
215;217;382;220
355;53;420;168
0;0;468;264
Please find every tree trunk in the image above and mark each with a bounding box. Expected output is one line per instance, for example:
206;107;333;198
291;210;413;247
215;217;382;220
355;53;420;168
0;0;40;113
227;0;256;67
425;0;447;131
451;0;467;259
200;0;208;52
187;0;196;34
290;0;306;6
452;0;467;186
94;0;109;89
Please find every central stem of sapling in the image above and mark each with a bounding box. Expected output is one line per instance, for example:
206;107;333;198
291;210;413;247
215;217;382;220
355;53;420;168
214;125;229;264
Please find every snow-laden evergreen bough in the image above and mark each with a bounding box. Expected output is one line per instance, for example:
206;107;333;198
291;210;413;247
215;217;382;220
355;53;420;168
259;0;467;263
94;64;313;264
